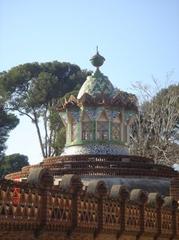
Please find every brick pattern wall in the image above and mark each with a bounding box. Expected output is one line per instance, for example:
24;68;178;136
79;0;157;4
0;174;179;240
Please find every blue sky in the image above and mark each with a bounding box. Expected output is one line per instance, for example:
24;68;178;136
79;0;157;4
1;0;179;164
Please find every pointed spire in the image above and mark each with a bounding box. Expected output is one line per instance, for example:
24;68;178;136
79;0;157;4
96;46;99;53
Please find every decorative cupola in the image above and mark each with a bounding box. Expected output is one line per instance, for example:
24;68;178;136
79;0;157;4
78;48;115;99
59;49;138;156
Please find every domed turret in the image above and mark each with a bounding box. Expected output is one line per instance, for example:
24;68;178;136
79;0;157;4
77;68;115;99
78;48;115;99
59;50;137;156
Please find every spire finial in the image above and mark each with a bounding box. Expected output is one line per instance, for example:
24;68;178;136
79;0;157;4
90;47;105;69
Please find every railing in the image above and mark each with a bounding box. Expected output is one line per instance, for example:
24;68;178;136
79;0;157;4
125;204;141;232
46;192;72;230
103;198;121;231
77;195;98;229
0;174;179;239
144;207;158;233
0;184;42;228
161;209;173;235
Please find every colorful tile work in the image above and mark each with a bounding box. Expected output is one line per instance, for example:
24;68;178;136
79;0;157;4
61;143;129;156
77;69;116;99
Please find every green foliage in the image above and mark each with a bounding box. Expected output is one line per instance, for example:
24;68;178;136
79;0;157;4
52;126;66;156
0;61;89;157
0;153;29;179
0;62;86;110
0;105;19;160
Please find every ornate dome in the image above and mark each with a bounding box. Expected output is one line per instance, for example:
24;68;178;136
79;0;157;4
77;68;116;99
77;49;116;99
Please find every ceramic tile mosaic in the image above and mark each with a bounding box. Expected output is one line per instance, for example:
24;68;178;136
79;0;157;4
77;69;116;99
61;143;129;156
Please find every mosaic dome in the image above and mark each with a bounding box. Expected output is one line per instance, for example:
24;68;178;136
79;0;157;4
77;50;116;99
77;68;116;99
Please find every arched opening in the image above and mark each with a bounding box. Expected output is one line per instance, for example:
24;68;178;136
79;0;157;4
81;112;93;141
97;111;109;140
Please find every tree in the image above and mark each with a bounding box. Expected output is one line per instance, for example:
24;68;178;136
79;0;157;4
130;83;179;166
0;104;19;161
0;61;88;158
0;153;29;179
